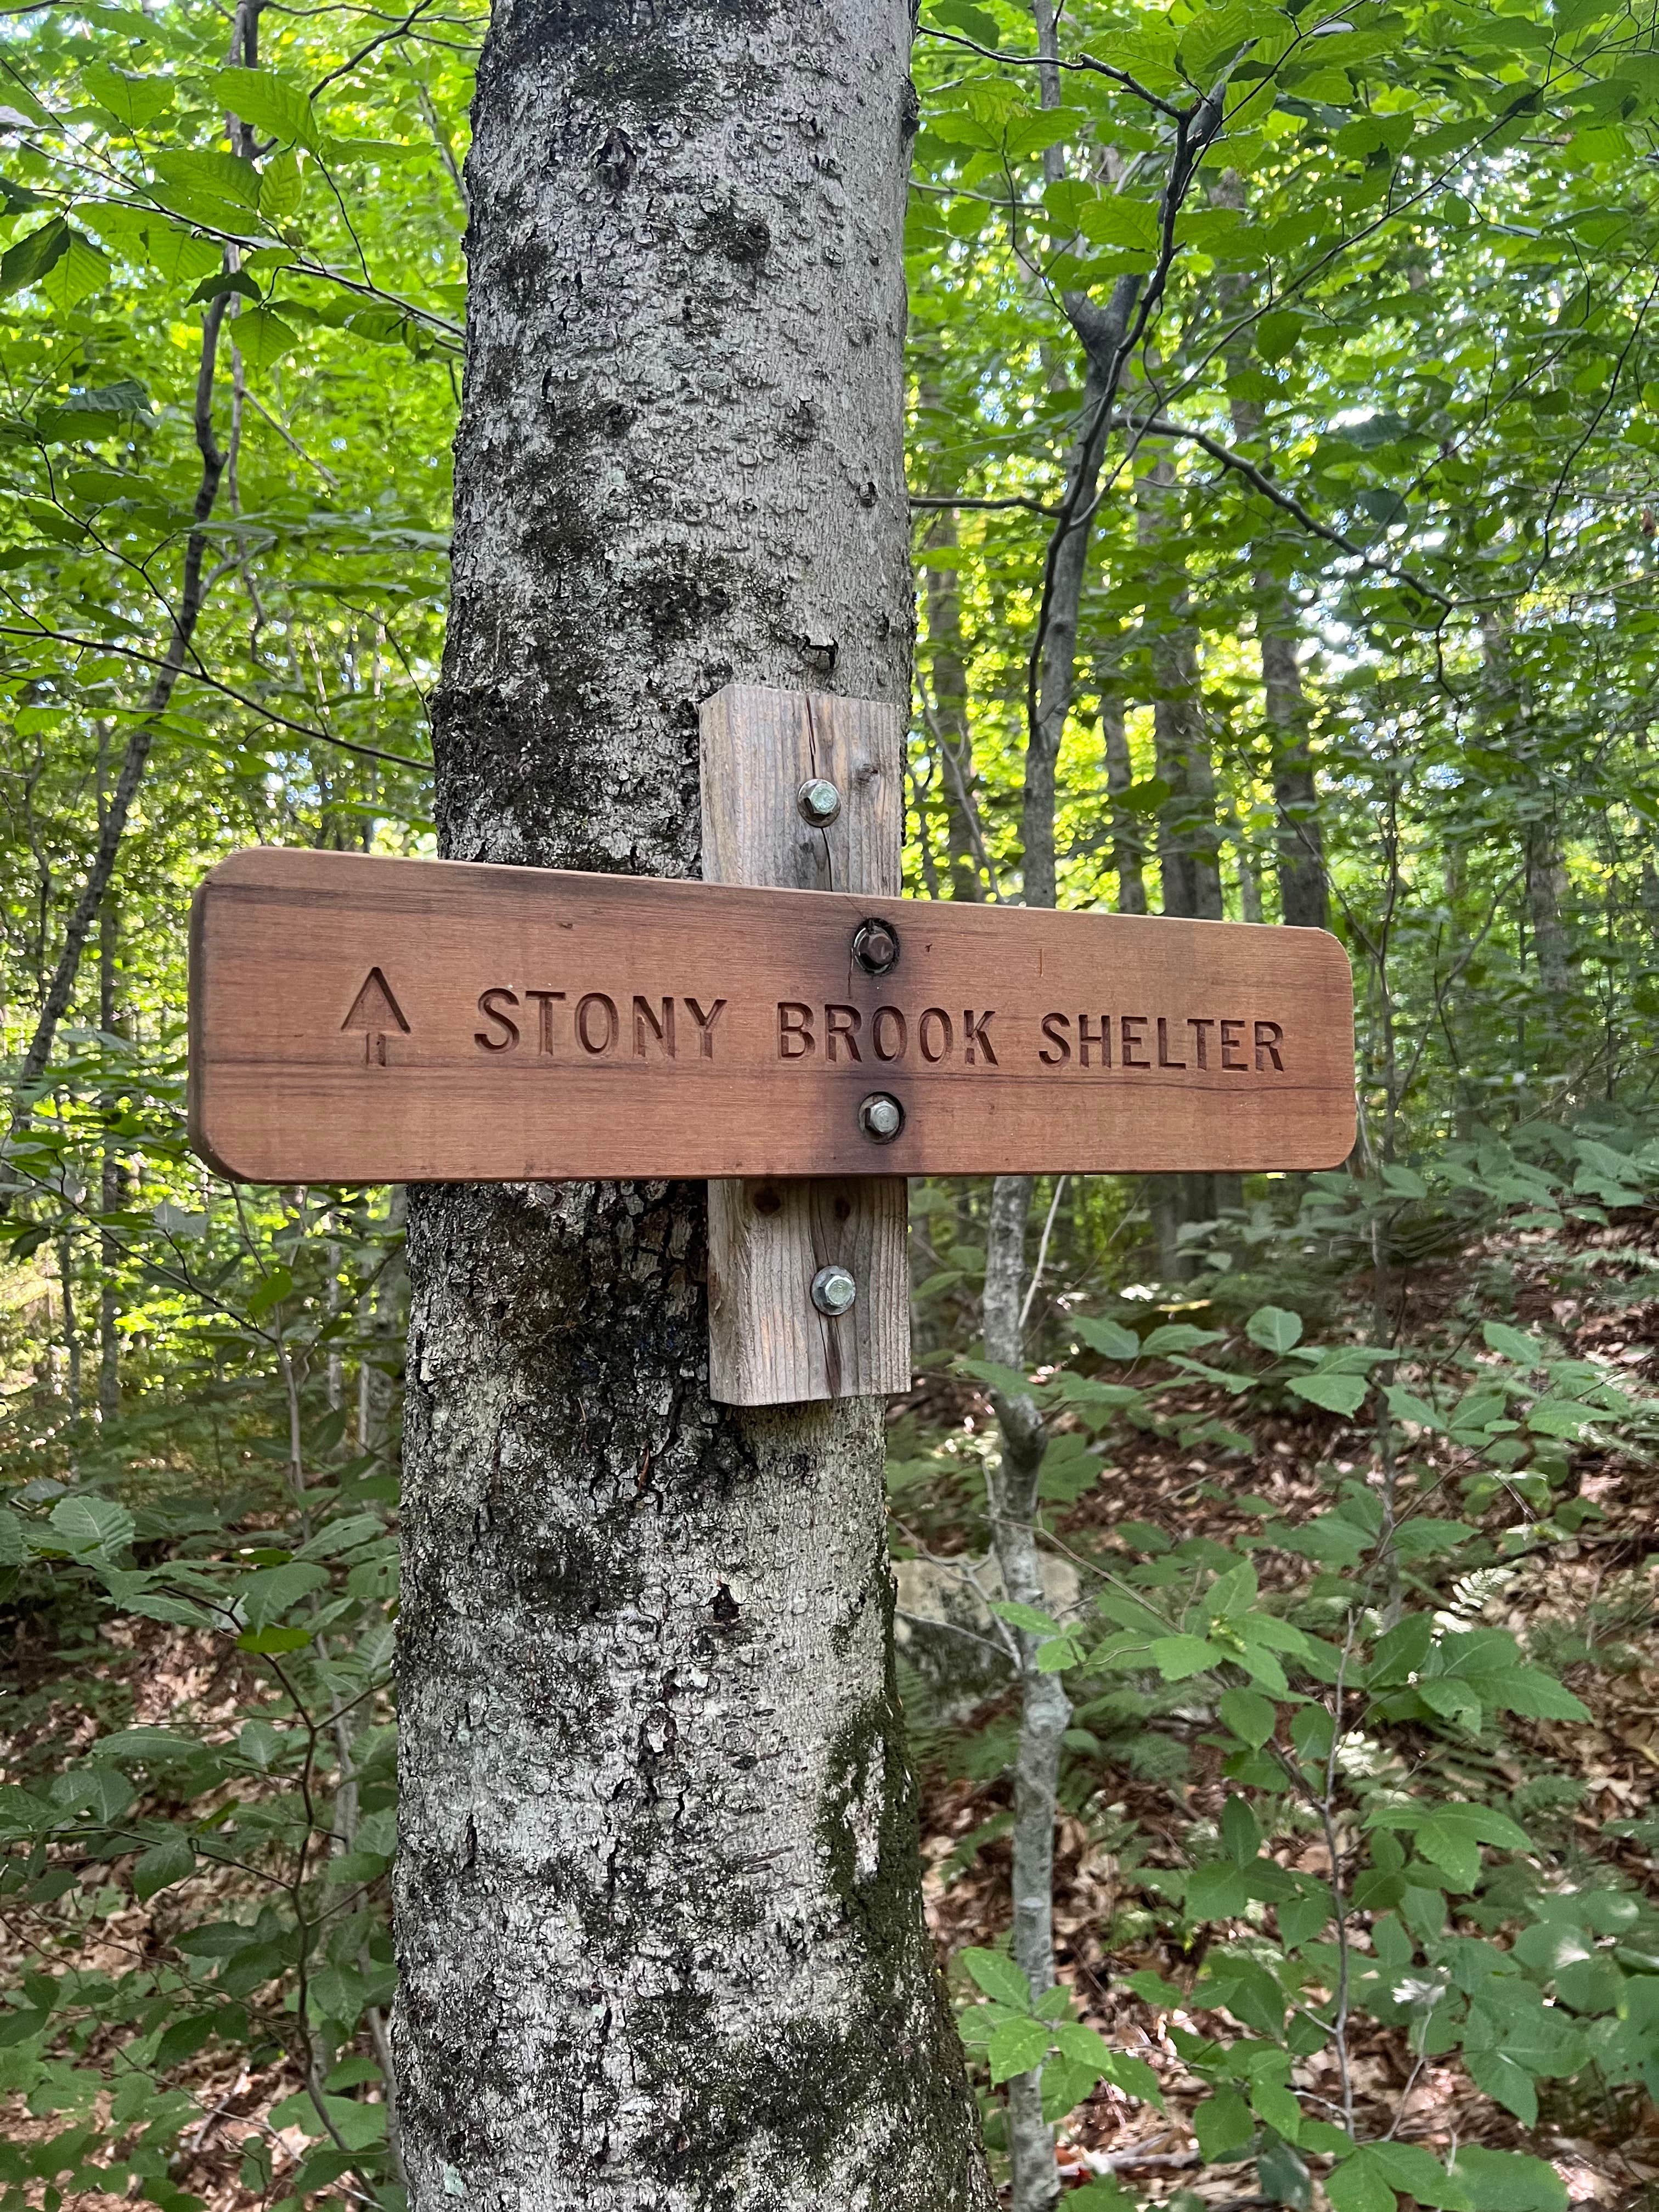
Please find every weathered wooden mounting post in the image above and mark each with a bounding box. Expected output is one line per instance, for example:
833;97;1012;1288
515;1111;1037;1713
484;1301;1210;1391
700;684;911;1406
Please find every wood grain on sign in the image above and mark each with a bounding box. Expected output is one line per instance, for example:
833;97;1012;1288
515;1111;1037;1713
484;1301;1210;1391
699;685;910;1406
188;853;1357;1181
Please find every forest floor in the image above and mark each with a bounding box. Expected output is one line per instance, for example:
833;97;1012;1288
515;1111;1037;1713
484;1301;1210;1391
915;1208;1659;2212
4;1212;1659;2209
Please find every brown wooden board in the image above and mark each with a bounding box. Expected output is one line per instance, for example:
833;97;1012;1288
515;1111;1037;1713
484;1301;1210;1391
188;847;1356;1183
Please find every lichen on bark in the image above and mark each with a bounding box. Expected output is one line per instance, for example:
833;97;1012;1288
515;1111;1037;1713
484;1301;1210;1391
392;2;994;2204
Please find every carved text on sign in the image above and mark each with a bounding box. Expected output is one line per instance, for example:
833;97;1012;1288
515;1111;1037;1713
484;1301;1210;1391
369;986;1299;1077
189;849;1356;1182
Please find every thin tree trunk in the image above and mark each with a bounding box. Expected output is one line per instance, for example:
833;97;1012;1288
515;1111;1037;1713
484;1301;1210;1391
1136;454;1220;1274
1212;170;1328;931
919;499;985;903
1102;685;1147;915
393;7;993;2208
1139;456;1222;925
989;28;1140;2194
983;1174;1068;2212
56;1232;80;1424
4;297;228;1167
1526;817;1571;1007
98;883;120;1425
1260;623;1328;928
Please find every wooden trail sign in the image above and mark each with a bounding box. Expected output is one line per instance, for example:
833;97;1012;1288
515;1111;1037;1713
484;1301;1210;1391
188;847;1355;1187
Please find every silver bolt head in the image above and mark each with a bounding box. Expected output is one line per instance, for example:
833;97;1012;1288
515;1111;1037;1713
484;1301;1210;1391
859;1092;904;1142
811;1263;857;1317
797;777;843;826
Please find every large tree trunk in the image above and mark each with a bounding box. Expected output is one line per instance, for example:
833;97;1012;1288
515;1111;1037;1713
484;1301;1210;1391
393;8;994;2209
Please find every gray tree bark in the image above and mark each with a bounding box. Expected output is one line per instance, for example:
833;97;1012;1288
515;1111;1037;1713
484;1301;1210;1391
1138;456;1222;926
983;1173;1068;2212
919;500;986;905
1102;684;1146;915
1136;454;1222;1273
1212;171;1328;932
393;7;993;2209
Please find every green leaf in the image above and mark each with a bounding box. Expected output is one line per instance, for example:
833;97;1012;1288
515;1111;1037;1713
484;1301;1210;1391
154;2015;216;2070
232;304;298;370
1187;1862;1252;1918
1078;195;1161;254
958;1355;1043;1401
1400;1804;1532;1890
1256;308;1305;360
961;1948;1032;2010
1102;2050;1165;2108
1193;2086;1254;2161
133;1832;196;1900
1525;1397;1601;1439
1041;2050;1102;2122
0;1507;26;1566
239;1559;328;1628
49;1494;135;1555
1326;2147;1398;2212
1286;1372;1369;1417
1052;2021;1111;2069
207;66;322;151
269;2091;387;2150
1150;1634;1224;1679
1246;1305;1303;1353
1483;1321;1546;1367
927;0;1002;40
1273;1514;1369;1565
1369;2141;1472;2209
259;151;305;221
81;63;172;128
1220;1686;1277;1748
1073;1314;1142;1360
1464;2048;1538;2126
0;219;70;300
989;1599;1062;1638
1251;2076;1302;2141
97;1728;202;1763
988;2014;1051;2083
1448;2149;1567;2212
1221;1795;1261;1866
38;230;110;312
1259;2134;1312;2210
237;1623;312;1653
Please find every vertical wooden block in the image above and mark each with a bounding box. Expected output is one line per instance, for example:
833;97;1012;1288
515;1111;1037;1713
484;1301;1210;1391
700;685;911;1405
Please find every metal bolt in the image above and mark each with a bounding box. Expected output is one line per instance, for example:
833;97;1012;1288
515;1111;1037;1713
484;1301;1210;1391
797;777;842;827
851;916;900;975
858;1092;905;1143
810;1263;857;1317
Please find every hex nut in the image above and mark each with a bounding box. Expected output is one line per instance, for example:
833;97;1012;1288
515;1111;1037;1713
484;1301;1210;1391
858;1092;905;1143
810;1264;857;1317
851;917;900;975
797;777;843;827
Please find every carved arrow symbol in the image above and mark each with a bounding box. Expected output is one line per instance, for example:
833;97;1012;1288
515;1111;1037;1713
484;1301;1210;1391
342;967;411;1066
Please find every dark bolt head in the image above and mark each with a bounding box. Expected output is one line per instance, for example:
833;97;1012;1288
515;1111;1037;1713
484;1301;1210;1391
858;1092;905;1143
797;777;842;827
851;917;900;975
